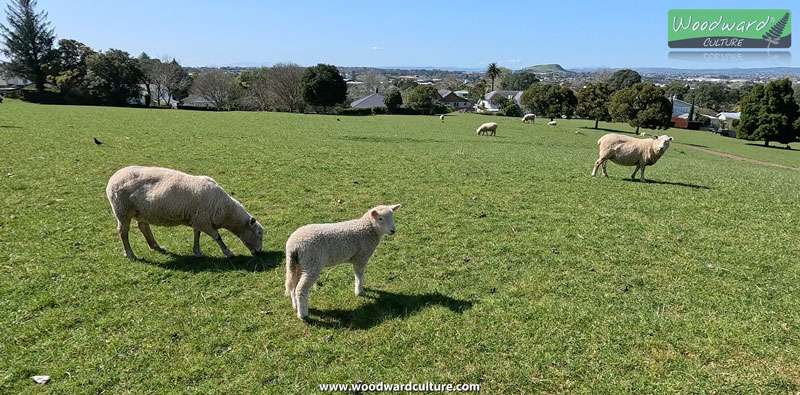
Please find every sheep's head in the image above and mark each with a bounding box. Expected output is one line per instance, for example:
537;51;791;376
652;135;674;153
238;216;264;254
368;204;401;235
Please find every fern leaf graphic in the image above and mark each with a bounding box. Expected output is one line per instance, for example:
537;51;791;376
763;12;789;45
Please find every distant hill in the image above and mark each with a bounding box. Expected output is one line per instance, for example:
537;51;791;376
521;64;574;73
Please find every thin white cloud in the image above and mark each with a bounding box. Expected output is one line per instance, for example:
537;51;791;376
372;46;381;51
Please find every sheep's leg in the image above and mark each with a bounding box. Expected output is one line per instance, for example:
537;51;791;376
294;270;320;319
630;165;641;180
591;158;604;177
117;218;136;260
639;166;647;183
137;221;166;253
601;161;608;177
206;228;235;258
353;260;368;296
192;229;203;257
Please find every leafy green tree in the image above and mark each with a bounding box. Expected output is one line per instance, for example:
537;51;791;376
393;78;418;91
46;39;94;96
408;85;442;114
737;79;799;147
503;102;523;117
0;0;56;93
383;89;402;113
500;71;539;91
300;63;347;112
608;82;672;134
84;49;143;106
662;81;689;100
576;82;613;129
491;95;511;110
607;69;641;91
520;83;577;120
468;80;488;104
688;100;695;121
485;62;500;91
685;82;732;112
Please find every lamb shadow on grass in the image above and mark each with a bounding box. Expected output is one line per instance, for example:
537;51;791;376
144;250;283;273
620;178;710;190
307;288;473;330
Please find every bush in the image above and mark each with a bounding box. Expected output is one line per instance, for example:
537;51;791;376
503;103;523;117
389;107;426;115
372;106;388;115
432;101;451;115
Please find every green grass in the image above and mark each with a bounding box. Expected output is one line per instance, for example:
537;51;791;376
1;100;799;393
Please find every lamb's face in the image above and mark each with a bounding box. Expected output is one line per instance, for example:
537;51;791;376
653;135;674;153
238;216;264;254
369;204;402;235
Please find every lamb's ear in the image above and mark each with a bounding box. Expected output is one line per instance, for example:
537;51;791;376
370;209;378;217
249;216;257;226
390;204;402;211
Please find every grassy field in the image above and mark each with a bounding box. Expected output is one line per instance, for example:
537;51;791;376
1;99;799;393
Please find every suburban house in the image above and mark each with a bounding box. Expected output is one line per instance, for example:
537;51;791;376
717;112;740;122
671;97;692;117
475;90;523;112
178;94;216;109
350;92;385;108
437;89;472;110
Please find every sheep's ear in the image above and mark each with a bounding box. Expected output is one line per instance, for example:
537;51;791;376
249;216;257;226
652;135;659;140
390;204;402;212
668;137;674;141
370;210;378;217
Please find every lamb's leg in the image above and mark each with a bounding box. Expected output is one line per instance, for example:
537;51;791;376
295;270;320;319
192;229;204;257
137;221;166;253
206;228;235;258
353;260;368;296
117;218;136;260
630;165;641;180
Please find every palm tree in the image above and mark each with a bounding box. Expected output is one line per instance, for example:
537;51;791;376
486;63;500;91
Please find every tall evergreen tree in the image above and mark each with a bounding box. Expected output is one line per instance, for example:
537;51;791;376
485;63;500;91
0;0;56;93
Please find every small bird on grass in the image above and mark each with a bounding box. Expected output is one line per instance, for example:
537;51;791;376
337;118;341;121
93;138;103;145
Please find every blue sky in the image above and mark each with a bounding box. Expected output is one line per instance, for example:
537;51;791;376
15;1;800;69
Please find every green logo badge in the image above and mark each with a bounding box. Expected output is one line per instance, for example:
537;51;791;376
668;10;791;48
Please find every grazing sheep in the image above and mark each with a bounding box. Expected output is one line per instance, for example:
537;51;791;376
591;134;674;182
440;114;445;122
285;204;401;319
522;114;535;123
547;120;557;126
476;122;498;136
106;166;264;259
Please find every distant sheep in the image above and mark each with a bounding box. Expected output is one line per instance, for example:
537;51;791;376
476;122;497;136
285;204;401;319
547;120;557;126
440;114;445;122
591;134;674;182
522;114;535;123
106;166;263;259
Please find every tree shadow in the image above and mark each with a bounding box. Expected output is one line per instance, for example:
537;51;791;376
745;143;796;151
578;126;637;135
0;125;22;129
144;250;283;273
620;178;710;190
306;288;474;330
335;136;447;144
681;143;709;148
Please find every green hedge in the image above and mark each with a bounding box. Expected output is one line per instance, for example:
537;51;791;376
335;106;388;116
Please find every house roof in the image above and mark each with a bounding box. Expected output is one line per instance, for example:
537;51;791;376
718;112;740;120
350;92;385;108
438;89;451;98
439;90;470;103
672;98;691;108
485;90;522;101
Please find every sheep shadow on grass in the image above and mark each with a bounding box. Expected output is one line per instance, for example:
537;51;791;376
307;288;473;330
620;178;710;190
145;250;283;273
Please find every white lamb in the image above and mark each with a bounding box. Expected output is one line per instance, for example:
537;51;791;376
547;120;557;126
440;114;445;122
285;204;401;319
591;134;674;182
476;122;497;136
522;114;535;123
106;166;264;259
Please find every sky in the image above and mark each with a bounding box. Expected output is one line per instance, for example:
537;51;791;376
9;0;800;69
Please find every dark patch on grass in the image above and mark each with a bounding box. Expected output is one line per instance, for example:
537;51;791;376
0;125;22;129
745;143;796;151
307;288;473;330
579;126;637;135
335;136;446;144
145;250;283;272
682;143;709;148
